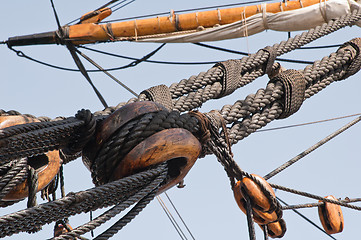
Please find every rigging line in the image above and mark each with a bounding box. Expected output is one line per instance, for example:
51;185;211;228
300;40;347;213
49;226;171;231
112;0;136;12
157;196;187;240
102;0;274;23
66;0;133;25
276;196;337;240
193;43;313;64
97;0;128;10
6;43;172;73
75;48;139;97
271;183;361;211
282;198;361;210
263;115;361;180
66;43;109;108
164;192;196;240
299;44;341;49
79;46;221;65
256;113;361;133
50;0;62;31
49;0;107;108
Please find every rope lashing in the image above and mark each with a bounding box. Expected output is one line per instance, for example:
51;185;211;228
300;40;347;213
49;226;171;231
61;109;96;157
213;59;242;98
269;69;306;119
167;10;361;111
336;37;361;80
140;84;174;111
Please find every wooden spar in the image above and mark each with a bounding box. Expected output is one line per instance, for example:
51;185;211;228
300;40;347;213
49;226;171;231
7;0;328;46
68;0;325;44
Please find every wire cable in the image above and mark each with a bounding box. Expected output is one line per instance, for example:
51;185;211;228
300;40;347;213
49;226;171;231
264;115;361;180
157;196;187;240
256;113;361;133
165;192;196;240
75;47;139;97
194;42;313;64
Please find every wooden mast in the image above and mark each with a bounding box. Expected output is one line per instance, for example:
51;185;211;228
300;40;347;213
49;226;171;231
68;0;325;44
7;0;328;46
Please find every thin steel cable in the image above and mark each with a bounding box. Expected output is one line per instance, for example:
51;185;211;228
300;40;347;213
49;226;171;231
256;113;361;133
75;48;139;97
112;0;136;12
193;42;313;64
157;195;187;240
165;192;196;240
66;43;109;108
264;116;361;180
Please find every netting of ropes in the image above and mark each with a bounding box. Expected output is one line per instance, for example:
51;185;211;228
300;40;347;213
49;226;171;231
0;7;361;240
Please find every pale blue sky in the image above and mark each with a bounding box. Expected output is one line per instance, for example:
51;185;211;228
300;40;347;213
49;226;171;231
0;1;360;239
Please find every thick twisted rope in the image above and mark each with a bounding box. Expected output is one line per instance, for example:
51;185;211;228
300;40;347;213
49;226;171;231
53;162;167;240
0;164;166;238
92;110;199;185
163;9;361;112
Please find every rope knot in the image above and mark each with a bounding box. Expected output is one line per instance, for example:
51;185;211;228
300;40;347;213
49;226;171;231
337;37;361;80
269;69;306;119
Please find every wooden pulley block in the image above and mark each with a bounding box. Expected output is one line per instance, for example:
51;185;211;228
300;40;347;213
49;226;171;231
233;181;279;225
0;116;61;201
82;101;167;171
318;195;344;234
265;218;287;238
54;220;73;237
112;128;201;193
241;174;276;213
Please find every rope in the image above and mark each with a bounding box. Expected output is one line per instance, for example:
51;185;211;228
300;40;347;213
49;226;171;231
0;112;103;164
264;116;361;180
0;158;28;200
91;110;199;186
53;162;167;240
94;188;158;240
168;10;361;109
0;164;165;238
276;196;337;240
270;183;361;211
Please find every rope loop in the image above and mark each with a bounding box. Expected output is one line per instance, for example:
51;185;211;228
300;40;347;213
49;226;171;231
269;69;306;119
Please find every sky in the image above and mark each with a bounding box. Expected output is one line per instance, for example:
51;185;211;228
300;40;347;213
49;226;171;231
0;0;360;239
